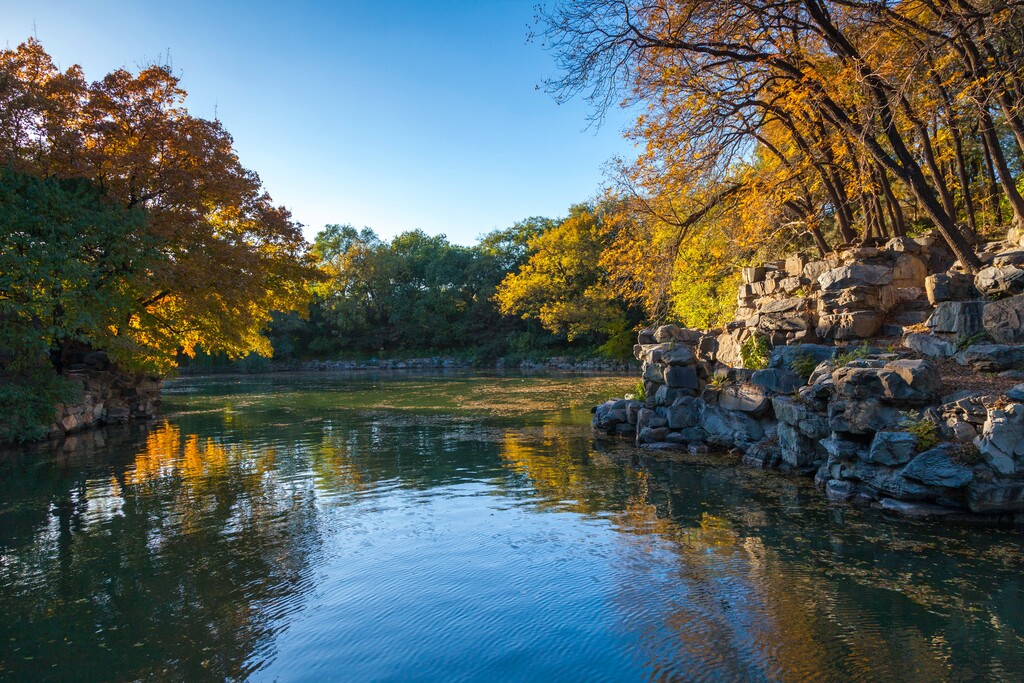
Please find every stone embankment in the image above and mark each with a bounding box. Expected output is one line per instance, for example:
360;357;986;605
49;349;162;439
594;229;1024;524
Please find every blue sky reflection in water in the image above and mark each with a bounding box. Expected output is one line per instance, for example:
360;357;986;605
0;372;1023;681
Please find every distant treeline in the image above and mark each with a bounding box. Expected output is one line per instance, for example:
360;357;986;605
204;205;644;367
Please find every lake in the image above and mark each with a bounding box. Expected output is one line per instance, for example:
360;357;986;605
1;371;1022;682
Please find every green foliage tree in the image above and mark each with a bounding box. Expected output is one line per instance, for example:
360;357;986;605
0;170;161;440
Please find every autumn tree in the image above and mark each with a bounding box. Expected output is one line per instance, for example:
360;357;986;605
496;202;638;348
539;0;1024;282
0;38;319;374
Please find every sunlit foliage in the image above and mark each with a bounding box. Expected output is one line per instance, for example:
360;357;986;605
0;38;319;375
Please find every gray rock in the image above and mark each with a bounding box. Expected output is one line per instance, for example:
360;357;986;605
759;310;813;332
877;499;957;518
653;325;704;344
742;438;782;469
716;383;771;415
975;403;1024;475
845;461;941;500
772;396;830;440
966;480;1024;513
636;343;695;366
821;434;866;460
785;254;807;276
879;359;942;403
667;397;704;430
829;398;899;434
983;295;1024;344
768;344;838;370
653;384;685;406
956;344;1024;371
818;264;893;290
663;365;699;390
866;431;918;466
699;404;765;449
926;300;986;336
901;443;974;488
925;272;977;304
803;258;841;283
751;368;805;394
825;479;857;502
817;285;896;314
975;264;1024;296
817;311;883;340
1007;384;1024;402
777;422;821;467
892;252;928;288
741;266;766;284
637;426;670;444
903;333;956;358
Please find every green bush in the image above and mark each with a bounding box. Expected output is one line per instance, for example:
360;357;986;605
0;368;78;443
631;379;646;402
790;352;819;379
901;416;941;450
833;342;872;368
740;334;771;370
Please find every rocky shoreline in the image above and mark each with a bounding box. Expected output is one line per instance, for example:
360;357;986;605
593;230;1024;525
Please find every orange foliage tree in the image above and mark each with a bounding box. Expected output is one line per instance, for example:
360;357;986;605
0;38;319;372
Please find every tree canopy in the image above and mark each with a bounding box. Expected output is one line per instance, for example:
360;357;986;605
0;38;319;374
535;0;1024;325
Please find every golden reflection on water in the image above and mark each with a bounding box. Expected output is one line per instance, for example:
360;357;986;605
492;425;972;682
75;396;1024;682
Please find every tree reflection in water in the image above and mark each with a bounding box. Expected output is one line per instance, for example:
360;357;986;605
0;372;1021;682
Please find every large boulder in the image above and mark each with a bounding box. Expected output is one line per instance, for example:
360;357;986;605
817;311;883;340
903;333;956;358
664;365;699;389
983;295;1024;344
975;264;1024;296
975;403;1024;475
829;397;900;434
653;325;704;344
925;272;978;304
966;480;1024;513
636;343;696;366
768;344;838;370
667;396;703;430
777;422;822;467
715;383;771;415
832;359;941;404
772;395;830;440
818;264;893;290
866;431;918;466
891;253;928;288
817;285;896;314
699;403;765;449
956;344;1024;371
843;461;941;500
751;368;806;394
879;359;942;403
901;443;974;488
926;300;986;336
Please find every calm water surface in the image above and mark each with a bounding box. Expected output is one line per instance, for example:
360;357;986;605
1;371;1023;682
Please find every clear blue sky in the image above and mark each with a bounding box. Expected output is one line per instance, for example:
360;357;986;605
1;0;636;244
